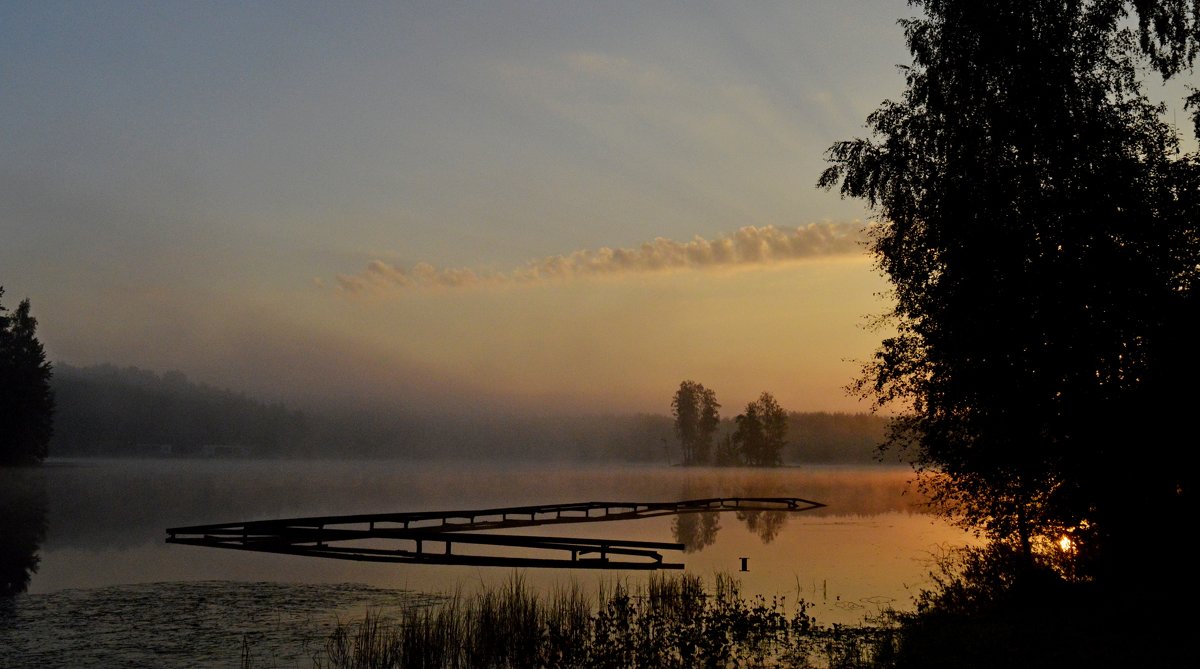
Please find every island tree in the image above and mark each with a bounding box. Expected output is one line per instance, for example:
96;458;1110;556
820;1;1200;583
0;288;55;467
671;380;720;465
732;392;788;467
731;402;763;467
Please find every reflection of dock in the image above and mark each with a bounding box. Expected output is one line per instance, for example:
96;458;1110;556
166;497;825;570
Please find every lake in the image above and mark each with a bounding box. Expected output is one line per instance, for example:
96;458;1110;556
0;459;975;667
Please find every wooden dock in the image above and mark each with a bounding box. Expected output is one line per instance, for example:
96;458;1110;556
166;497;825;570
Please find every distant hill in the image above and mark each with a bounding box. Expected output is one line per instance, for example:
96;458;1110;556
50;364;306;457
49;363;892;463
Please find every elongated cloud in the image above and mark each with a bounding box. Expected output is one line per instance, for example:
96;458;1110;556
336;222;866;294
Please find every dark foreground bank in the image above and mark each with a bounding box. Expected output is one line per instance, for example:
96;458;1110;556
284;560;1190;669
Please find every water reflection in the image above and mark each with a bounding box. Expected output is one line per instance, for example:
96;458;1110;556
735;509;787;543
0;467;47;597
672;512;721;552
731;475;796;544
669;476;804;549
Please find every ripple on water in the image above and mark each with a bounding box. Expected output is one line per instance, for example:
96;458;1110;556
0;581;435;668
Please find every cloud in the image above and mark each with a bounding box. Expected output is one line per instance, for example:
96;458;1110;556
336;222;867;295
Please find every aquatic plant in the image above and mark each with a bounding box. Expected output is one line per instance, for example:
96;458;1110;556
304;573;895;669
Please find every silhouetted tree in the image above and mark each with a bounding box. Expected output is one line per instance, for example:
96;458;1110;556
671;381;719;465
714;433;741;466
820;1;1200;582
732;403;763;466
733;392;787;466
0;288;55;466
756;392;787;466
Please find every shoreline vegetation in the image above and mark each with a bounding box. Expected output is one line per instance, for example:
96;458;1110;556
255;573;893;669
258;560;1187;669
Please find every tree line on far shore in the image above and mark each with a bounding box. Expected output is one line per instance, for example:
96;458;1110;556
41;363;886;463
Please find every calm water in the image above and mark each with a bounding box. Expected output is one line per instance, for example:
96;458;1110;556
1;459;974;667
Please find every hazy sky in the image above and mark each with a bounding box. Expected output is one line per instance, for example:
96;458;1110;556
2;1;915;415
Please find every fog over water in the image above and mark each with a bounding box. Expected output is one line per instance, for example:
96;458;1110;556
38;460;923;550
1;458;976;666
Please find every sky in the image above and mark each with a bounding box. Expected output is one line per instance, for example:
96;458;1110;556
1;1;917;416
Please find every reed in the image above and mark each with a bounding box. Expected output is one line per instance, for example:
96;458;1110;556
307;573;892;669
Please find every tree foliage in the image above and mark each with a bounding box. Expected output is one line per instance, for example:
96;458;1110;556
732;392;788;467
671;380;720;465
0;288;55;467
820;1;1200;581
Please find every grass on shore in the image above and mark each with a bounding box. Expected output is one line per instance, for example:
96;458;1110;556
267;545;1193;669
274;573;892;669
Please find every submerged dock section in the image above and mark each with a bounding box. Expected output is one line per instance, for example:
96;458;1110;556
166;497;825;570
